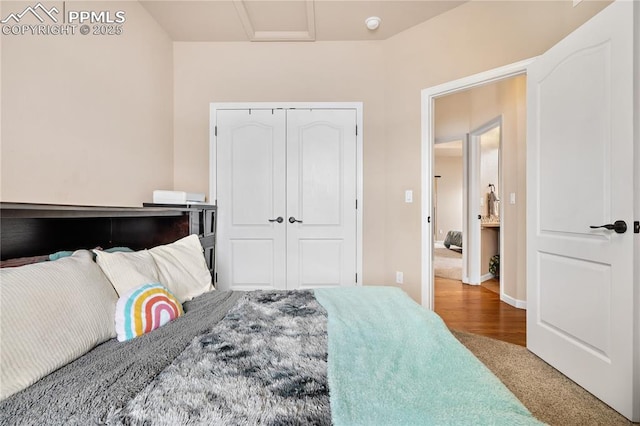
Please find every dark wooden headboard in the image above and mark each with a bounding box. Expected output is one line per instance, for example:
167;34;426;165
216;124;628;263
0;203;194;260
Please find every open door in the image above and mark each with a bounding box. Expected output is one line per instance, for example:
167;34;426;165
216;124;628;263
526;0;637;420
468;118;502;285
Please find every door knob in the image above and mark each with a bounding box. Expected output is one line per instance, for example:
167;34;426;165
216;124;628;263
268;217;283;223
589;220;627;234
288;216;303;224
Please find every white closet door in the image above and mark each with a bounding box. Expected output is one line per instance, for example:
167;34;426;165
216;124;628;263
286;109;358;289
216;109;286;291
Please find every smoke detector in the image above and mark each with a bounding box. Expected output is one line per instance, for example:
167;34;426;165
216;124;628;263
365;16;381;31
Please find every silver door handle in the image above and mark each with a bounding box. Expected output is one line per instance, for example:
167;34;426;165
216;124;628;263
268;217;283;223
288;216;302;224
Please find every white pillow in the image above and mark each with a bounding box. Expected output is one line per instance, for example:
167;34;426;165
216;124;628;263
94;235;213;304
0;250;118;400
94;249;159;297
148;234;213;303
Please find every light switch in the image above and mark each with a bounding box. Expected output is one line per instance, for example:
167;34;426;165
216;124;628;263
510;193;516;204
405;190;413;203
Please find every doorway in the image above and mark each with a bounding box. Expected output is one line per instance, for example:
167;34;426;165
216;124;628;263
469;118;502;293
429;75;526;312
433;139;463;282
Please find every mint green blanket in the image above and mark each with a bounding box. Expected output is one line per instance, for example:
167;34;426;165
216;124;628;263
314;287;543;426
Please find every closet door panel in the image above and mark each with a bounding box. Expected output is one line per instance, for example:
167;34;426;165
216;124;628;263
298;239;343;285
298;124;342;225
216;109;286;290
286;109;357;289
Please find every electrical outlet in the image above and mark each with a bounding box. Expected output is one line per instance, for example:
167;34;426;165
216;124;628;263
396;271;403;284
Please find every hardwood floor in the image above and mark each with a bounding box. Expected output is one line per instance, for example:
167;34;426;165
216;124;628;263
434;277;527;346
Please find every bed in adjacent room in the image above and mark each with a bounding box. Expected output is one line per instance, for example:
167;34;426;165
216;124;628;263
0;203;542;425
443;230;463;251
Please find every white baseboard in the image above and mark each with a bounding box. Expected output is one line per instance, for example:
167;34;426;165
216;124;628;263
462;277;480;285
501;293;527;310
480;273;495;282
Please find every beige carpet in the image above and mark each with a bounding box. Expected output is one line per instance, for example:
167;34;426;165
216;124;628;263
434;244;462;280
452;330;639;426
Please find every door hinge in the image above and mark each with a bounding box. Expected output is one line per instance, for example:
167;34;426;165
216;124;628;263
634;221;639;234
355;273;358;283
215;272;218;283
214;125;217;136
355;199;358;209
355;125;358;136
427;216;431;223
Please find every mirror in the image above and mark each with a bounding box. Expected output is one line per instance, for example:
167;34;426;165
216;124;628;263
479;126;500;224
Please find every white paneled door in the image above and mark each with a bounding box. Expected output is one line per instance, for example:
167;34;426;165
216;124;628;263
527;1;636;420
216;108;358;291
286;110;357;289
216;109;287;290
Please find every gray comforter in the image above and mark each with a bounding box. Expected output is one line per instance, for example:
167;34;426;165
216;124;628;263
108;290;329;425
0;290;329;425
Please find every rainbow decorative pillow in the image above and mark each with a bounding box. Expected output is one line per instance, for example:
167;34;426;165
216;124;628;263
115;283;184;342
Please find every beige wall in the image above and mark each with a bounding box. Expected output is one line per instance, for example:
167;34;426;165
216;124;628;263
382;0;609;302
481;228;499;276
0;1;174;206
173;41;388;284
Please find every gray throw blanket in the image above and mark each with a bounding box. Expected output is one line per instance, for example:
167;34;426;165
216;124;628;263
0;290;330;426
107;290;330;425
0;291;243;426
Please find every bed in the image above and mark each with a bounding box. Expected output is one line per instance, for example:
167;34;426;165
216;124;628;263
443;230;463;250
0;203;542;425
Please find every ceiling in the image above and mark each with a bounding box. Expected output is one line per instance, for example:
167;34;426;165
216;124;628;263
434;127;500;158
434;140;462;157
139;0;467;42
